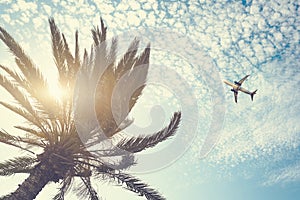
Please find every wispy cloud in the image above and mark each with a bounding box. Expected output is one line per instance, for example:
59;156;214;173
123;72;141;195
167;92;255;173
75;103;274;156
263;162;300;186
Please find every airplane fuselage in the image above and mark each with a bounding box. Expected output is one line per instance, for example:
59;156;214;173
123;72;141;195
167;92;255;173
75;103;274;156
224;80;252;94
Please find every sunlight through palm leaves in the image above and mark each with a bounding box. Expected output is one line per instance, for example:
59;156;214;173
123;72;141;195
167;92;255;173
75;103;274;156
0;17;181;200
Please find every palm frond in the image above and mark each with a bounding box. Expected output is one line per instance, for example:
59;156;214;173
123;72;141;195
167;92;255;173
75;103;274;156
135;43;150;66
49;18;67;78
115;38;140;79
0;129;43;152
116;112;181;153
127;44;150;113
49;18;79;86
94;163;165;200
108;153;136;170
0;74;53;134
14;125;46;139
94;41;150;137
0;74;38;117
0;66;47;127
92;18;107;46
74;177;100;200
0;64;27;88
48;19;80;134
108;172;165;200
107;37;117;67
0;156;37;176
92;152;136;170
95;69;116;137
0;26;46;90
61;33;75;68
53;175;73;200
74;30;80;72
0;25;59;119
0;101;50;138
49;18;81;100
0;27;45;88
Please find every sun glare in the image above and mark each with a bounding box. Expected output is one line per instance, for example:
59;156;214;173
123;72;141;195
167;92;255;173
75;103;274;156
43;68;70;102
48;83;65;101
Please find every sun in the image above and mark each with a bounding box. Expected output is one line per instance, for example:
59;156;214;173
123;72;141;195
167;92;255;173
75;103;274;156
46;72;71;102
43;67;72;102
48;82;65;101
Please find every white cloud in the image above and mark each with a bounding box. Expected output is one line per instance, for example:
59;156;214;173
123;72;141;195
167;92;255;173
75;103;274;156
145;12;156;26
94;1;115;14
128;0;140;10
1;14;11;23
32;17;43;29
42;4;52;15
126;11;141;27
10;3;20;13
263;163;300;186
143;1;152;10
0;0;11;4
16;0;38;13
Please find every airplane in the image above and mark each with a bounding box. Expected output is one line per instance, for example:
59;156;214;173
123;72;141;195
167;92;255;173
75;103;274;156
223;75;257;103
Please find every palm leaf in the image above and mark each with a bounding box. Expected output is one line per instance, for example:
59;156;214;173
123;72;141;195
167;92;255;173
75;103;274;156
116;112;181;153
0;129;44;152
0;26;47;93
49;18;67;79
107;37;117;67
0;101;51;139
0;64;27;88
0;156;36;176
0;74;54;133
53;175;73;200
94;40;151;137
0;26;58;119
61;33;75;69
95;153;136;170
107;172;165;200
0;27;45;88
115;38;140;79
92;18;107;46
49;18;80;87
0;130;33;154
0;74;38;117
14;125;46;139
74;177;100;200
108;153;136;170
127;44;150;112
74;30;80;72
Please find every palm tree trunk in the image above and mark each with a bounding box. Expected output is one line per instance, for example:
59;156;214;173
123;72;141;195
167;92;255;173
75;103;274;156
2;163;55;200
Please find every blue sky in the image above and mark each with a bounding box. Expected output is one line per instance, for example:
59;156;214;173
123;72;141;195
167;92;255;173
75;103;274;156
0;0;299;199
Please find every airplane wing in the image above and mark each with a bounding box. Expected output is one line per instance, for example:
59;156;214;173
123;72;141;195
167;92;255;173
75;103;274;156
223;80;236;87
237;75;250;85
233;90;238;103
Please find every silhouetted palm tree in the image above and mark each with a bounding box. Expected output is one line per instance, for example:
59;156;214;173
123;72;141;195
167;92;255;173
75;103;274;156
0;18;181;200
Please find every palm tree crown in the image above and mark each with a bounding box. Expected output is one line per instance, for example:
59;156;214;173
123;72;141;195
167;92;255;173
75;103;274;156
0;17;181;200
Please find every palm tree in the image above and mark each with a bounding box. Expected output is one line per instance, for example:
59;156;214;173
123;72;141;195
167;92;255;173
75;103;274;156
0;18;181;200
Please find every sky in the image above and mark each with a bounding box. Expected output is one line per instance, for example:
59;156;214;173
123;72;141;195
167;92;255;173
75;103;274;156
0;0;300;199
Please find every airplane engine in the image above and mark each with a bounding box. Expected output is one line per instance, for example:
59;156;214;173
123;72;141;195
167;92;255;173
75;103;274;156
234;81;241;86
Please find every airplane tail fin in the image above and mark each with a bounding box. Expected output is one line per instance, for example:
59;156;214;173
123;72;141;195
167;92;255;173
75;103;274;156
251;89;257;101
